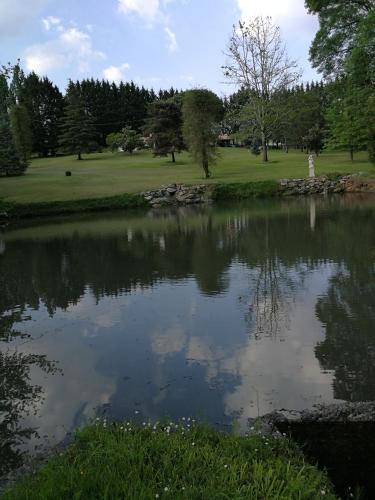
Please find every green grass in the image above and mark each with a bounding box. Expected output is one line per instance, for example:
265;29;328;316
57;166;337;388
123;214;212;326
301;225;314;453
0;148;372;204
3;421;337;499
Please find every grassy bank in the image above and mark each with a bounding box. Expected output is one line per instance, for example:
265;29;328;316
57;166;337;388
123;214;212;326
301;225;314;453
0;148;372;205
0;193;146;219
3;421;336;499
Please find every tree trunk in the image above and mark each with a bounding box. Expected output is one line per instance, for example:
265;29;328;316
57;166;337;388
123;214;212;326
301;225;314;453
171;151;175;163
202;160;211;178
350;148;354;162
261;132;268;162
202;148;210;178
77;151;82;160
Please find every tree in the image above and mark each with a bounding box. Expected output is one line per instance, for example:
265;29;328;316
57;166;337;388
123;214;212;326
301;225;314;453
325;80;369;160
0;70;25;176
20;73;64;157
117;126;142;154
9;104;32;165
182;89;223;178
0;114;25;176
305;0;374;78
223;17;300;162
368;95;375;165
59;84;97;160
0;73;8;115
303;125;324;155
306;1;375;162
106;132;121;152
145;100;184;163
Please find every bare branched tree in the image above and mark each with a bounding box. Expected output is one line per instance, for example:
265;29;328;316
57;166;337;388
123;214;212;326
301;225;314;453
222;17;301;162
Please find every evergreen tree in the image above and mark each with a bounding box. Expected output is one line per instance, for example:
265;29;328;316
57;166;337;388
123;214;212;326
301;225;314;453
144;100;184;162
0;114;25;176
367;95;375;165
0;67;25;176
0;74;8;115
326;80;368;160
182;89;223;178
20;73;64;156
59;84;97;160
9;104;32;165
303;125;324;155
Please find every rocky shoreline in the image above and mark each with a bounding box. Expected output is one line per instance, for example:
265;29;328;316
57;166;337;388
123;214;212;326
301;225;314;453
280;174;375;196
1;174;374;221
249;402;375;497
248;402;375;436
141;175;375;207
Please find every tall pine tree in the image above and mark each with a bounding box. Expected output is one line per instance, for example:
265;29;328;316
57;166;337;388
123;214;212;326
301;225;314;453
0;114;26;176
9;104;32;165
144;100;184;162
59;83;97;160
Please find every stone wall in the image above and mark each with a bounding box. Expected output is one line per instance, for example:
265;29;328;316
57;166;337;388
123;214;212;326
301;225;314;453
279;174;375;196
141;184;211;207
141;176;375;208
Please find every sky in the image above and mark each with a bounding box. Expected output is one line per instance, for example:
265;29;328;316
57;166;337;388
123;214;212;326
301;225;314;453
0;0;320;96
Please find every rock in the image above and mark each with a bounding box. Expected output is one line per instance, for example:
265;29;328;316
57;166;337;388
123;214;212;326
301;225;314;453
249;402;375;432
150;197;170;206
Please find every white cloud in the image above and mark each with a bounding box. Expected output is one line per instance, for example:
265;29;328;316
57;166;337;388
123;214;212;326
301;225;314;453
180;74;193;81
42;16;61;31
118;0;179;52
0;0;48;37
235;0;318;35
25;26;106;75
118;0;161;22
103;63;131;84
164;27;177;52
236;0;307;22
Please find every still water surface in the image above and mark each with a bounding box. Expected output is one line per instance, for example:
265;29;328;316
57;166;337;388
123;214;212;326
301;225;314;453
1;195;374;476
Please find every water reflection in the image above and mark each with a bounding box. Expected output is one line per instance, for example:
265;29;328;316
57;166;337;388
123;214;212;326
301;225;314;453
0;194;374;477
0;311;60;477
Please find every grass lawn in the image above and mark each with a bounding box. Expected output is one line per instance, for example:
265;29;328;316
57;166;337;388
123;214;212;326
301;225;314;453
3;421;337;499
0;148;372;204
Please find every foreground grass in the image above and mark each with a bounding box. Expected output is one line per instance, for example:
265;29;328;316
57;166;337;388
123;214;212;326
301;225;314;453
3;422;336;499
0;148;372;204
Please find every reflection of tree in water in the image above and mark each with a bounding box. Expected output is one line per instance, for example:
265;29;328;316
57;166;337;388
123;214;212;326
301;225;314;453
0;305;60;477
0;347;59;476
249;261;289;338
246;258;305;338
315;264;375;401
235;215;310;338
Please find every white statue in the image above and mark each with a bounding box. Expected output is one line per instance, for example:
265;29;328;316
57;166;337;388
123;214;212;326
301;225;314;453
309;155;315;178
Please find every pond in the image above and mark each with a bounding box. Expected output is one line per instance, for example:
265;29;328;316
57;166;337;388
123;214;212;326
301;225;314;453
1;194;375;479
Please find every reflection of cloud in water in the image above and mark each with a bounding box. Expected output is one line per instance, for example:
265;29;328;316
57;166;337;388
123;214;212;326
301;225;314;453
187;337;225;381
152;326;186;356
2;261;345;451
20;329;115;447
224;272;339;428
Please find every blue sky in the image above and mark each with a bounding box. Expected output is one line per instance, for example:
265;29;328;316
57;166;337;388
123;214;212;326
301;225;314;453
0;0;319;95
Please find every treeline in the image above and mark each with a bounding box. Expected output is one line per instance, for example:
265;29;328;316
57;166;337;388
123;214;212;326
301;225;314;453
1;1;374;176
0;64;181;174
224;81;328;154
